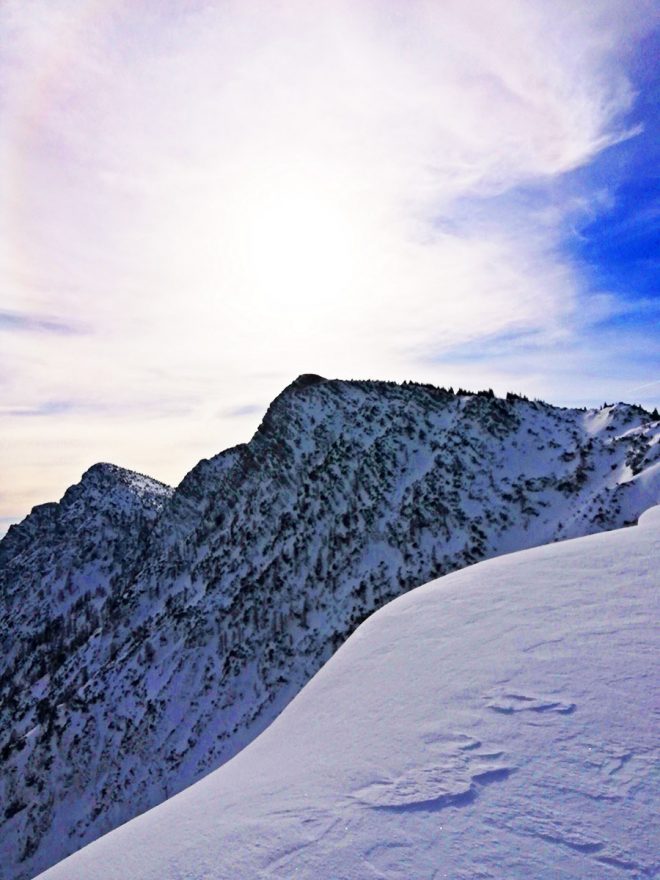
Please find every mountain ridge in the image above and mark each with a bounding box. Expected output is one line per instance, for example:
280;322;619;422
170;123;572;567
1;376;659;879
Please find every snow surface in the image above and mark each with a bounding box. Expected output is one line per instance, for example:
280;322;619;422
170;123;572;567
38;507;660;880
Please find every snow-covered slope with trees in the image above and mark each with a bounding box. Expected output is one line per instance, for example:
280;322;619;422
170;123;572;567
2;375;659;879
37;505;660;880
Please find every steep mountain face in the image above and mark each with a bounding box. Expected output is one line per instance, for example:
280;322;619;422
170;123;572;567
1;376;659;880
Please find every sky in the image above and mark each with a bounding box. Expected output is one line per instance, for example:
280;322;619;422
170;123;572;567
1;0;659;532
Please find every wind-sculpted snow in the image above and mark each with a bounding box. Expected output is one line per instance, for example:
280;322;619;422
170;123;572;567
1;376;659;879
37;507;660;880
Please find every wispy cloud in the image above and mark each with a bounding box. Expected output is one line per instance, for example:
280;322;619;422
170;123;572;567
222;404;266;419
0;0;658;522
0;308;85;335
1;396;196;419
628;378;660;394
2;400;75;417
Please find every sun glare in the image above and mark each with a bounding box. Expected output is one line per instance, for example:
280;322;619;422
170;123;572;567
231;171;363;318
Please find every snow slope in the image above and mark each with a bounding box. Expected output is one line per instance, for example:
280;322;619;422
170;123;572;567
2;377;660;879
38;506;660;880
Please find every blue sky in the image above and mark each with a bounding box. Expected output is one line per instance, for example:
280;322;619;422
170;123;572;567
571;29;659;314
432;25;659;406
563;32;659;403
0;0;658;530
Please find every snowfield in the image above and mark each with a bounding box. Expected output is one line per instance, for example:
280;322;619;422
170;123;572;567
38;506;660;880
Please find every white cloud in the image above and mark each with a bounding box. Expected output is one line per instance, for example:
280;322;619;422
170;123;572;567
0;0;656;524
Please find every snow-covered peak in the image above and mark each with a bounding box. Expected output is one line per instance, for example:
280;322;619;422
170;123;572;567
80;460;170;489
0;462;172;572
583;401;652;437
37;507;660;880
72;462;172;510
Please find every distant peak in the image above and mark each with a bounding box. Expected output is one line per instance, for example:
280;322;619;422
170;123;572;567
81;462;133;483
78;462;172;495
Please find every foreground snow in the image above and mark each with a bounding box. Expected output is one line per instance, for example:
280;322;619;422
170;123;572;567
39;507;659;879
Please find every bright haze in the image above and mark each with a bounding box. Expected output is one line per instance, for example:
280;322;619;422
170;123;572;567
1;0;659;532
